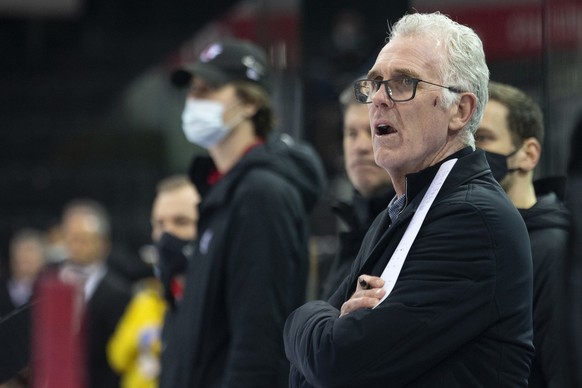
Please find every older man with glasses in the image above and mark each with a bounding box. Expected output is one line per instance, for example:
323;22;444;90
284;12;534;387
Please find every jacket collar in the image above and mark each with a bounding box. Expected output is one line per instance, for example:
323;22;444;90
357;147;491;278
403;146;473;207
332;186;394;232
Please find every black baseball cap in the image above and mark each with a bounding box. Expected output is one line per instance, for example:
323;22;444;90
171;39;271;93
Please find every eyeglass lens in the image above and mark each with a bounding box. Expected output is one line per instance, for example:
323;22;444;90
355;79;416;103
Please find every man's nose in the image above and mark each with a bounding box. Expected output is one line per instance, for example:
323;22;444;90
353;133;372;153
370;85;394;108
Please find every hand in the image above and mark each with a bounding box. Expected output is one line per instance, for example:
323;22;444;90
339;275;385;317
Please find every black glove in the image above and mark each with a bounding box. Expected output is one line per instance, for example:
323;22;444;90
155;232;194;307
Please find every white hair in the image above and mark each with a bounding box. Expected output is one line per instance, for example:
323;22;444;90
388;12;490;148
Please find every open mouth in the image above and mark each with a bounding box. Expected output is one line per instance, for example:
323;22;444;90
375;124;396;136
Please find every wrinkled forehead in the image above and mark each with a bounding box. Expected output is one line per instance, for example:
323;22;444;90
369;35;444;81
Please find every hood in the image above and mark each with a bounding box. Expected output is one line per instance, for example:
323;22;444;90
518;191;570;233
257;133;327;212
331;187;394;233
189;133;327;213
533;176;567;202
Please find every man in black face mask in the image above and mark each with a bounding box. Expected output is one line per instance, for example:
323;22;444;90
108;175;200;388
476;81;572;388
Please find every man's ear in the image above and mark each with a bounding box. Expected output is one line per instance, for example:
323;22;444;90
518;137;541;172
449;93;477;132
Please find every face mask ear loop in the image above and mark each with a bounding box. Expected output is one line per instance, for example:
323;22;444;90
506;167;520;174
505;144;522;174
506;147;520;158
222;100;248;131
223;110;246;131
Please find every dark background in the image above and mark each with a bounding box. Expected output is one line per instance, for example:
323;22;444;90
0;0;410;271
1;0;581;275
0;0;242;270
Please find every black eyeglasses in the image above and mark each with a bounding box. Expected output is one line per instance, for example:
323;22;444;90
354;77;462;104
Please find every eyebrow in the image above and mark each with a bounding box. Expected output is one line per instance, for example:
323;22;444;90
366;68;421;80
366;69;380;79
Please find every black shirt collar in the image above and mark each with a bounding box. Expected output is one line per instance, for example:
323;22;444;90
404;147;473;205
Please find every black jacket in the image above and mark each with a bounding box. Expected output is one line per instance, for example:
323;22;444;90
0;277;17;319
85;268;132;388
565;173;582;387
0;303;30;383
284;148;534;387
161;133;326;388
320;188;393;300
520;180;571;388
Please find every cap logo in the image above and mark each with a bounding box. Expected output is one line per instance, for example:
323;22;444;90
242;55;265;77
200;43;223;63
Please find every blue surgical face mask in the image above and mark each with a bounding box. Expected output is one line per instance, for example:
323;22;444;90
181;99;243;149
484;149;520;182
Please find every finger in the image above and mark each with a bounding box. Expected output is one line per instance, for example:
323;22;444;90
352;287;385;300
340;297;378;317
357;275;384;291
340;289;385;317
358;277;370;290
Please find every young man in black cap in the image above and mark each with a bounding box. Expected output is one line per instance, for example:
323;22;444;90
160;39;326;388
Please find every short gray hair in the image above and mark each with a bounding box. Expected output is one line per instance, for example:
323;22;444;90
10;228;46;256
62;198;111;239
156;174;195;195
388;12;490;148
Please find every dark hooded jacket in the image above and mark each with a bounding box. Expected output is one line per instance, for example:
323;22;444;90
521;179;571;388
320;187;394;300
160;133;326;388
284;148;534;387
565;172;582;387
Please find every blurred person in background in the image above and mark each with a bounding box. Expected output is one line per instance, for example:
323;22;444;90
161;39;326;388
0;229;45;387
0;303;31;388
476;80;571;387
58;199;132;388
150;175;200;309
43;221;68;264
320;76;393;299
565;112;582;387
108;174;200;388
0;228;47;318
